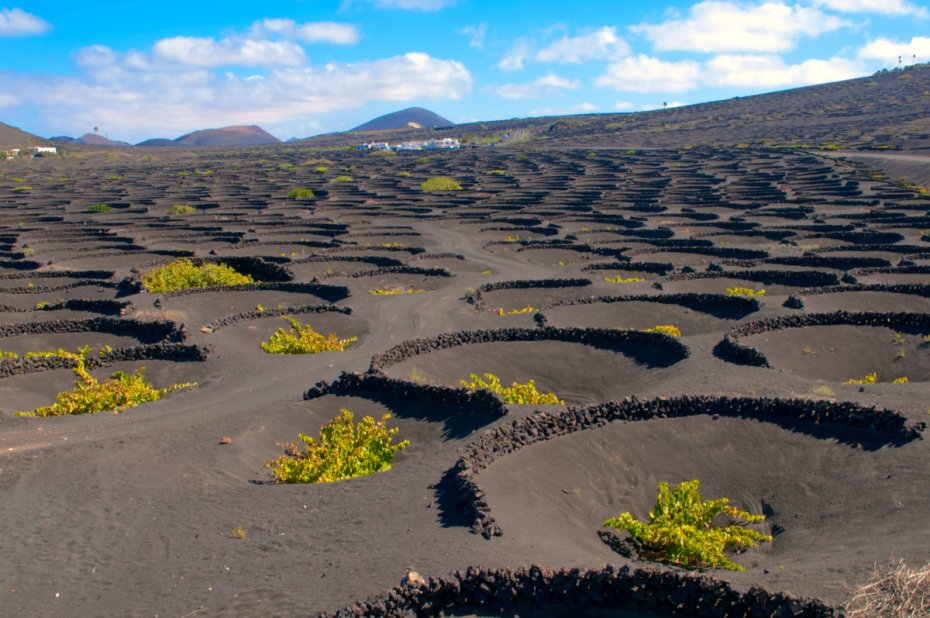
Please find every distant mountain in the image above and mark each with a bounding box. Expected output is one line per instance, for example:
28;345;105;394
0;121;48;149
352;107;454;132
69;133;131;147
49;136;76;143
170;125;280;147
135;138;177;147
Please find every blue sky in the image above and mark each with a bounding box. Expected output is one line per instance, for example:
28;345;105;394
1;0;928;142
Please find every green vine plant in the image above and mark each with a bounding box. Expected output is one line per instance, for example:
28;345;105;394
603;479;772;571
267;409;409;483
16;355;196;417
260;317;357;354
459;372;564;405
726;287;765;297
142;258;254;293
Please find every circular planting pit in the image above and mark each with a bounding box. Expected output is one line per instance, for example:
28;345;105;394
157;283;349;325
540;294;758;336
0;358;206;419
451;396;921;606
0;317;184;357
374;327;688;405
208;307;366;351
797;287;930;313
719;312;930;383
472;279;593;315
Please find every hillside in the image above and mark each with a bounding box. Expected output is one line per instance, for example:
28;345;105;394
169;125;280;147
0;121;48;149
351;107;454;132
302;64;930;152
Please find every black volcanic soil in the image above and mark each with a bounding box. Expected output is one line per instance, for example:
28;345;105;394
0;144;929;616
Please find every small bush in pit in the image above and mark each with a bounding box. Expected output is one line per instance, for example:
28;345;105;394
645;325;681;337
0;348;19;360
16;357;196;417
232;527;247;539
603;479;771;571
504;234;521;243
287;187;316;200
495;306;537;316
726;287;765;297
369;287;425;295
167;204;197;216
267;409;409;483
330;175;353;183
459;372;563;405
261;317;357;354
605;276;644;283
86;203;112;212
142;258;254;293
420;176;462;192
845;372;878;385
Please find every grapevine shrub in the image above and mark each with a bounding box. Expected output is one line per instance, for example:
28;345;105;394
420;176;462;192
603;479;772;571
261;317;357;354
267;409;409;483
142;258;254;293
459;372;564;405
726;287;765;297
17;357;195;417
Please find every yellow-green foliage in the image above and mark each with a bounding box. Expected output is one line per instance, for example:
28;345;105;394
726;287;765;297
459;372;563;405
167;204;197;216
267;409;409;483
142;258;254;293
844;372;909;385
287;187;316;200
603;479;772;571
369;287;425;295
605;276;645;283
86;203;112;212
495;306;537;316
0;348;19;360
645;325;682;337
330;175;353;183
17;358;195;417
487;169;506;175
420;176;462;192
503;234;521;243
261;317;357;354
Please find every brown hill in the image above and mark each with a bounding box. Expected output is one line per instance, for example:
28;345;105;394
351;107;454;132
0;121;48;149
73;133;132;147
301;64;930;152
171;125;281;147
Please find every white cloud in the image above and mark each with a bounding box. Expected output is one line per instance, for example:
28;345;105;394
632;1;848;53
0;7;51;36
498;38;533;71
494;73;581;99
706;54;865;88
614;101;635;110
74;45;118;68
535;27;630;63
814;0;927;17
461;23;486;49
595;54;701;92
153;36;306;67
858;36;930;62
0;93;20;107
7;51;472;141
366;0;458;10
641;101;686;111
252;19;359;45
528;101;597;116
